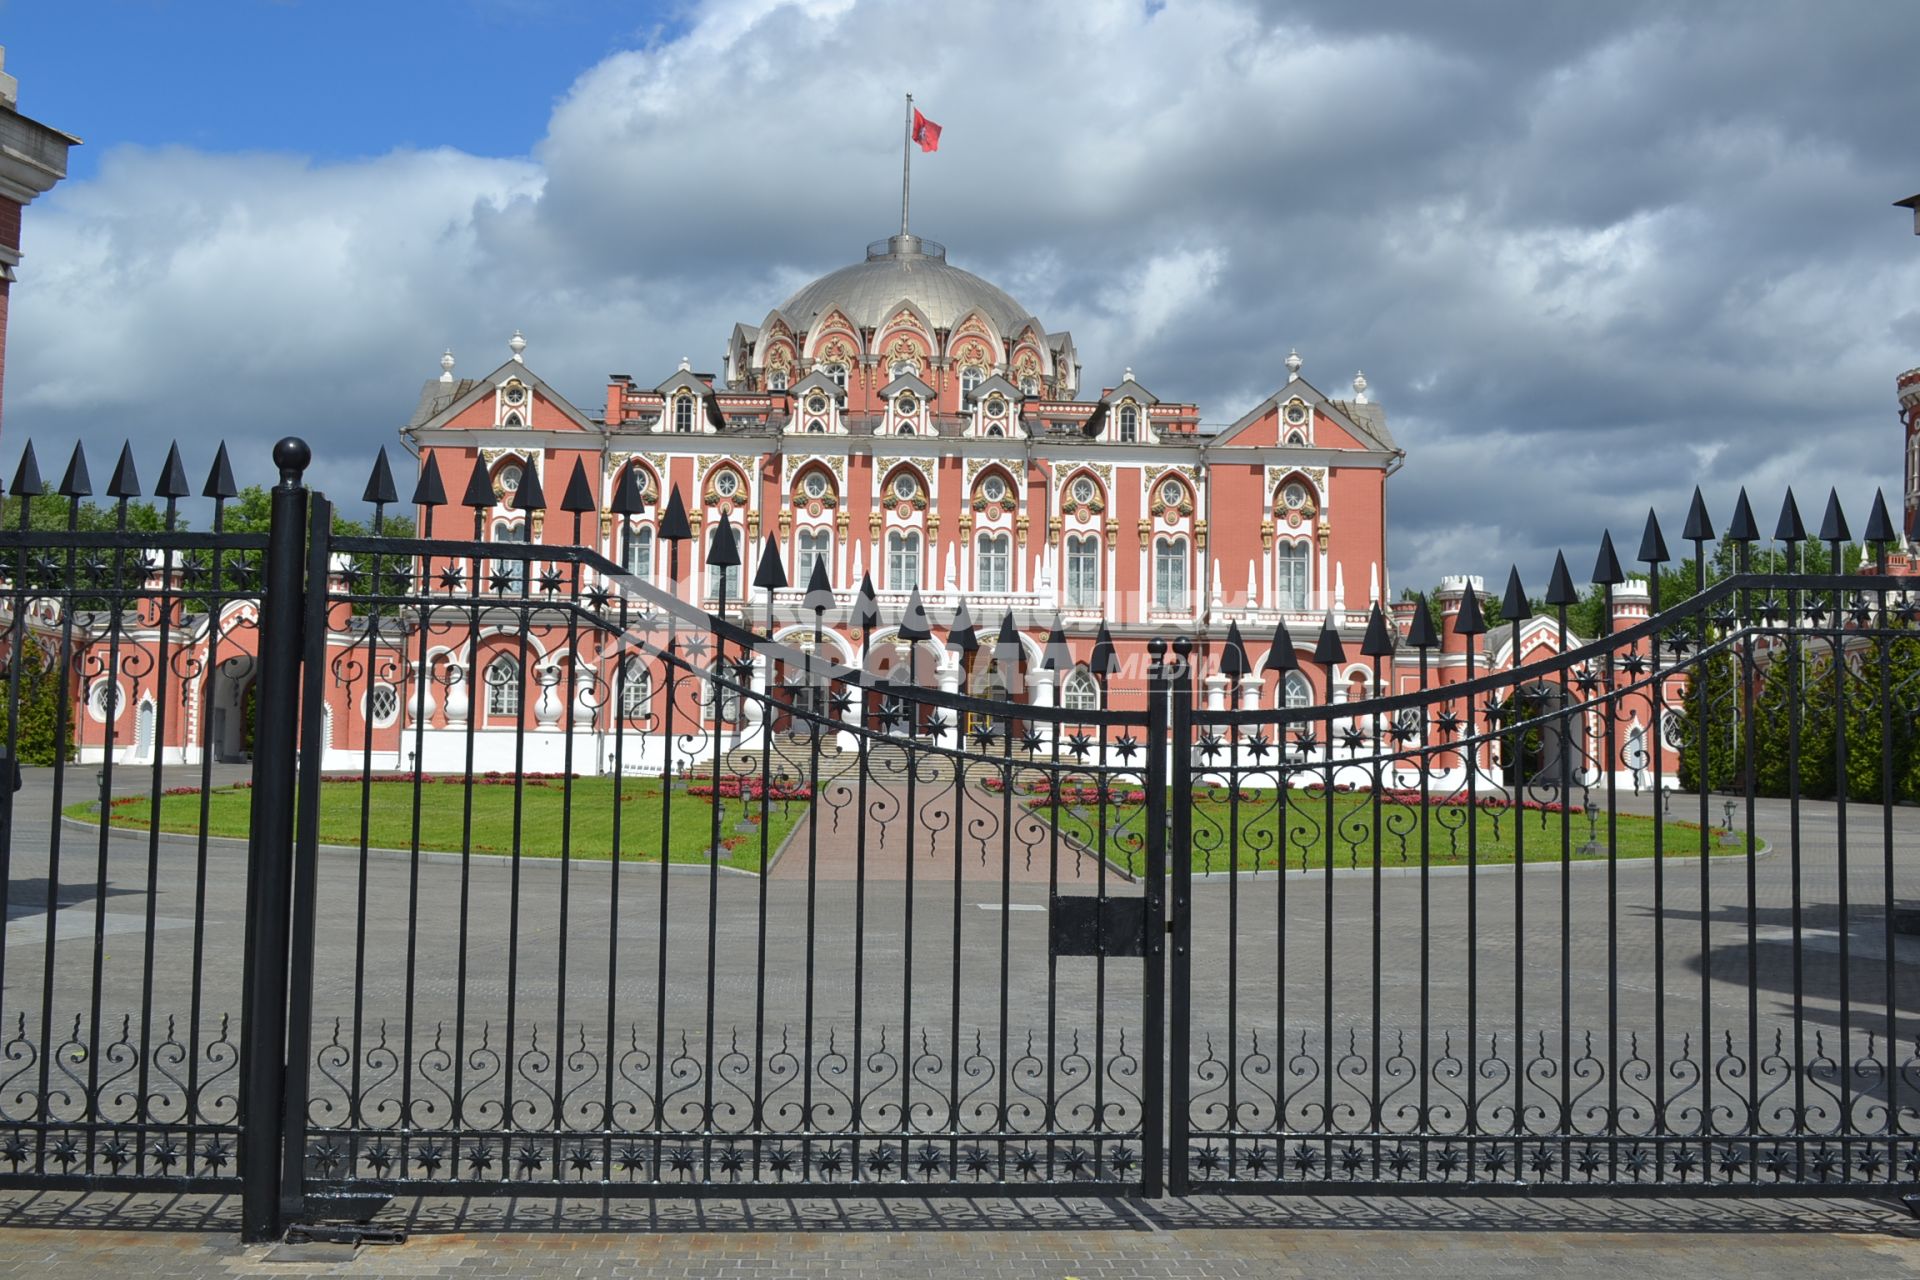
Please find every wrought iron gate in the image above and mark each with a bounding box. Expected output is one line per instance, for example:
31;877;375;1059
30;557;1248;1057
0;437;1913;1242
1167;500;1920;1205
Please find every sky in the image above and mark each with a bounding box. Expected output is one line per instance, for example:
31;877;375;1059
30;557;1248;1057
2;0;1918;593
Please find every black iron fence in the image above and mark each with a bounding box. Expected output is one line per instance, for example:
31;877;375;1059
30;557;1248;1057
0;437;1913;1242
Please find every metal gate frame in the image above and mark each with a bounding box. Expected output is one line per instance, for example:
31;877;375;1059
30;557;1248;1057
1162;503;1920;1216
1;436;1914;1241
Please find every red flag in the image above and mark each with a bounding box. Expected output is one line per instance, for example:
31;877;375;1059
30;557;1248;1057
911;108;942;153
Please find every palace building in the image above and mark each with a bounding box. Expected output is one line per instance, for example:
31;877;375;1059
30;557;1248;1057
61;228;1680;789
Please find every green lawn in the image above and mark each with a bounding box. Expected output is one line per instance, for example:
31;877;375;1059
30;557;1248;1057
69;777;809;874
1038;788;1739;877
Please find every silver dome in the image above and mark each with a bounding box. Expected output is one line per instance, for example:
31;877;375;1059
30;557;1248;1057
777;235;1034;335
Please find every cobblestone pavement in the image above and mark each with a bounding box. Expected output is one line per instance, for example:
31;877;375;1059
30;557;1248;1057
0;1192;1915;1278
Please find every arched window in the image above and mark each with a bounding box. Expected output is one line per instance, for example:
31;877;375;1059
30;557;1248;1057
709;558;741;601
985;423;1004;437
367;683;400;727
898;422;915;436
1118;404;1138;442
821;361;848;389
887;530;922;592
493;521;529;591
1020;376;1039;396
88;679;122;722
797;528;831;585
673;394;694;433
1277;542;1309;611
486;657;522;718
1283;670;1313;709
1153;536;1188;610
622;524;654;582
1286;431;1306;446
1065;534;1100;607
961;366;983;397
620;658;651;720
890;357;918;379
767;368;788;391
976;532;1011;594
1061;666;1100;712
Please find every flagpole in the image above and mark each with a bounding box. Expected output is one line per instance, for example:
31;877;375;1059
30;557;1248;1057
901;92;913;239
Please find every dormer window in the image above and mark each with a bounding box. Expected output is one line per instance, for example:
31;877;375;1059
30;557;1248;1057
961;366;983;397
673;394;694;433
504;384;526;406
822;362;848;389
806;392;829;416
1118;404;1138;442
896;391;917;416
985;395;1005;418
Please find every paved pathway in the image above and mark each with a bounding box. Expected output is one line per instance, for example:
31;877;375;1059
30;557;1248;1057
0;1191;1914;1277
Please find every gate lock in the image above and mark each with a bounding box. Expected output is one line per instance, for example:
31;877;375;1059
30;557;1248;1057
1049;894;1149;958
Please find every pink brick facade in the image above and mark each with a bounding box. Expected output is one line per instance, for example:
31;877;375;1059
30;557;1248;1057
63;232;1680;787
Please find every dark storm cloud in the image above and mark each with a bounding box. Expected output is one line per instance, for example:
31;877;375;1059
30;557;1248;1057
7;0;1917;587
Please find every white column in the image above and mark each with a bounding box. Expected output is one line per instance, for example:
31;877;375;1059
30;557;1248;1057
1029;665;1056;749
443;661;469;727
934;651;961;748
1205;672;1228;712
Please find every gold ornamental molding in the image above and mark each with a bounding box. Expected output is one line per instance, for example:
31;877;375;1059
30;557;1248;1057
1145;466;1197;520
785;452;847;484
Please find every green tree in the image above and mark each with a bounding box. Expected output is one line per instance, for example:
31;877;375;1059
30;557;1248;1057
1740;640;1838;799
1673;646;1740;793
1838;632;1920;803
6;634;72;765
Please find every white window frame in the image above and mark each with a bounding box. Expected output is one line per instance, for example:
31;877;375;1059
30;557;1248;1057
1283;670;1313;709
1065;534;1100;608
620;659;652;720
486;657;522;719
976;532;1011;594
673;394;694;433
1118;404;1138;442
797;528;831;586
1061;667;1100;712
1154;536;1188;611
493;521;529;591
1277;541;1309;611
622;524;655;582
887;530;922;593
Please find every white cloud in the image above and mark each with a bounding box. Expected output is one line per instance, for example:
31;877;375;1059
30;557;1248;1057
2;0;1916;584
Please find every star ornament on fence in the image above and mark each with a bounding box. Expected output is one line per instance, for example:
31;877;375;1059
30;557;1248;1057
1065;731;1093;760
1113;734;1141;762
1022;729;1046;752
